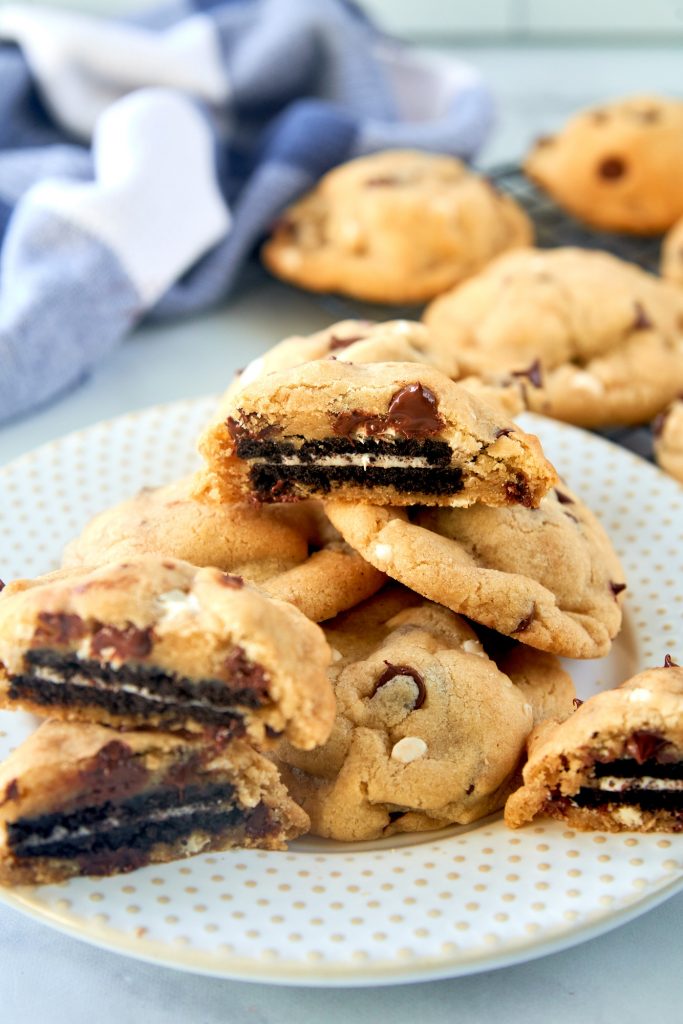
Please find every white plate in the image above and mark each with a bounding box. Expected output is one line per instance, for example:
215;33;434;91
0;399;682;987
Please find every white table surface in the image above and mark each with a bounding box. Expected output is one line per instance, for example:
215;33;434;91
2;43;683;1023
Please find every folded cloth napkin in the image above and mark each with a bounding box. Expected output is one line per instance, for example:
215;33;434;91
0;0;493;423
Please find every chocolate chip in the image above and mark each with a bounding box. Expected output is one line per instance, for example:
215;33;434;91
386;384;444;437
333;383;444;439
465;783;475;796
511;359;543;389
572;697;584;710
555;489;574;505
372;663;426;710
79;740;147;803
653;409;669;437
664;654;679;668
632;301;653;331
34;612;87;646
265;725;284;740
328;334;365;351
271;215;297;238
504;474;534;508
609;581;627;598
388;810;406;822
494;427;514;439
513;607;535;634
598;156;626;180
223;646;270;698
0;579;4;593
625;730;665;764
91;624;153;660
365;176;400;187
2;779;19;804
219;573;244;589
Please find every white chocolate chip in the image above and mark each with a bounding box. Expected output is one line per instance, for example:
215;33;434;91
570;370;605;395
462;638;486;657
373;543;393;562
329;647;343;663
391;736;428;763
628;687;653;703
157;588;201;619
238;357;264;388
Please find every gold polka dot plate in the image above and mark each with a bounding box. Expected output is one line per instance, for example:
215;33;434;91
0;399;682;986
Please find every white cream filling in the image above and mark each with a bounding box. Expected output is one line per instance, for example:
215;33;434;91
589;775;683;794
19;798;236;852
28;667;237;713
249;453;442;469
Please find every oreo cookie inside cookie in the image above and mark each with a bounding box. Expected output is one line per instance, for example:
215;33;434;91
229;384;467;499
9;643;271;730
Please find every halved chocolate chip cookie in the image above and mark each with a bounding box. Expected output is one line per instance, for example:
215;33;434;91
0;720;309;884
505;661;683;831
196;360;556;508
0;556;334;749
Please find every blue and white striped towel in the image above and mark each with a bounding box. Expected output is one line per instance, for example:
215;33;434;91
0;0;493;423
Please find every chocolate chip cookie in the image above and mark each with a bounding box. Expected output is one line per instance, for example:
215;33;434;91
275;587;574;841
424;247;683;427
262;149;533;303
525;94;683;234
63;477;385;622
325;483;625;658
505;660;683;831
653;397;683;484
0;720;309;884
196;360;556;508
0;556;334;749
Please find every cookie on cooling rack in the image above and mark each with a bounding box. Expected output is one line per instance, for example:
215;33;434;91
653;398;683;484
0;556;334;749
505;661;683;831
262;150;532;304
423;246;683;427
325;481;625;659
275;587;575;841
62;476;385;623
195;360;556;508
525;94;683;234
0;720;309;884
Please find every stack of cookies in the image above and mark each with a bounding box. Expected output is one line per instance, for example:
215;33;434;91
6;316;682;888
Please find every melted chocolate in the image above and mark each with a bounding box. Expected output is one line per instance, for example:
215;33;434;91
504;474;534;508
372;663;426;710
333;383;444;439
598;156;626;180
223;646;271;698
34;612;86;646
625;731;665;765
226;414;276;443
664;654;679;668
91;624;153;660
76;741;148;809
